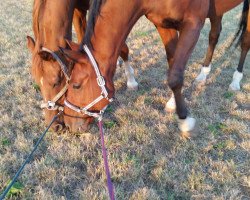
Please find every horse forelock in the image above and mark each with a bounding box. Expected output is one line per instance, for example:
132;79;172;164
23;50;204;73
82;0;106;49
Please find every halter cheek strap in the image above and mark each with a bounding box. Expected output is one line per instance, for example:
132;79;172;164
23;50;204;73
64;44;113;120
40;47;70;111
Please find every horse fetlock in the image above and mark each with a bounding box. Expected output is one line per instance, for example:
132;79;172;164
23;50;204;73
195;65;211;82
125;62;138;90
127;78;138;90
229;71;243;91
178;116;196;132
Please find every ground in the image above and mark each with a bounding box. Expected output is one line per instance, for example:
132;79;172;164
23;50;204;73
0;1;249;199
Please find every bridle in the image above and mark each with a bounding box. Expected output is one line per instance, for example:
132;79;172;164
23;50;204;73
37;45;115;199
64;44;113;121
63;44;115;199
39;45;113;121
39;47;71;111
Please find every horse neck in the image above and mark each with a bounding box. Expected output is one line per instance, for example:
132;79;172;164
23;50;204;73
90;1;144;79
36;0;76;51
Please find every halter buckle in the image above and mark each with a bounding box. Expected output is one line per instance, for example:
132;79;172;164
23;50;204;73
47;101;56;110
97;76;105;87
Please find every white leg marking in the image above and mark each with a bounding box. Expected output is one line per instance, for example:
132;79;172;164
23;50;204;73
195;64;211;82
178;116;196;132
229;70;243;91
116;59;122;67
40;77;44;86
124;61;138;90
165;93;176;112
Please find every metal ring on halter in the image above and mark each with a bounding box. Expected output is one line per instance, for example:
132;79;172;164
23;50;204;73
97;76;105;87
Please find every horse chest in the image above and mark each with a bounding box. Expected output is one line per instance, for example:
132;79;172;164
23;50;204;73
146;13;183;30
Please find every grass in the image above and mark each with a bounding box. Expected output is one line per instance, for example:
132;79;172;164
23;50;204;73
0;1;249;199
1;181;24;198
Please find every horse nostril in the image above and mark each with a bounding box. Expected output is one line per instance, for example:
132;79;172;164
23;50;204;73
65;124;71;131
54;124;64;132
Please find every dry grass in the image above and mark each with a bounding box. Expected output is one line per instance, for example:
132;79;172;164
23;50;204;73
0;1;249;199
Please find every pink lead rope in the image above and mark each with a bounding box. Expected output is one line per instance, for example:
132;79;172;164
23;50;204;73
98;120;115;200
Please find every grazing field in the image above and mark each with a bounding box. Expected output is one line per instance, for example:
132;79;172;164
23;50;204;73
0;1;249;199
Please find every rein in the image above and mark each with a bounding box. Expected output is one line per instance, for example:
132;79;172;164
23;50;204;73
63;44;115;199
0;111;62;200
0;46;115;199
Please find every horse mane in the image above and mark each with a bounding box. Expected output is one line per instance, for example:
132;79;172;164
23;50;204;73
81;0;106;49
32;0;45;41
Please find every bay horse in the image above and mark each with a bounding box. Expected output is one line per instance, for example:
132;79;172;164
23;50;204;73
229;0;250;90
195;0;248;91
27;0;137;131
61;0;210;133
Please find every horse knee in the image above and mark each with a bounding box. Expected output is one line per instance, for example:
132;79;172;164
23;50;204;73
241;33;250;50
168;70;183;90
209;32;220;45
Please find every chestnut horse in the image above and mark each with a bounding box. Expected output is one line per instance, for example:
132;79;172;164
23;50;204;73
61;0;211;133
27;0;137;131
166;0;247;111
195;0;248;91
26;0;88;131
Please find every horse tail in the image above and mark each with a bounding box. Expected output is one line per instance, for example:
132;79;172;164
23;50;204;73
231;0;249;47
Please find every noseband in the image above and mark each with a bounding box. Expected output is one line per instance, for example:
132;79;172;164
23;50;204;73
64;45;113;121
40;47;71;111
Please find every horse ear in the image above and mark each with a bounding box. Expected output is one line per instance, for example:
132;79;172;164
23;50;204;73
59;47;86;63
65;39;80;51
38;50;55;61
27;36;35;52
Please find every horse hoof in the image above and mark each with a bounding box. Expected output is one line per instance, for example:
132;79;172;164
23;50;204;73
195;65;211;83
127;82;139;91
229;71;243;91
229;83;241;91
195;78;206;86
195;76;207;83
178;117;196;134
180;124;199;139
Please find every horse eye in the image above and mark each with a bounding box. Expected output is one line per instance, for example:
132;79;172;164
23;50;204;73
73;83;81;89
53;82;60;88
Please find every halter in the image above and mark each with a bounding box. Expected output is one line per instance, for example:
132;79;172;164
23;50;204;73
40;47;71;111
64;44;113;121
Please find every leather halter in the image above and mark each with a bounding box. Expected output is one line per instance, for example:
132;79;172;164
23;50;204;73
40;47;70;111
64;45;113;121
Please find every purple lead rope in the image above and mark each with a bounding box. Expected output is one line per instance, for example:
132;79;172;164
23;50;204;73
98;120;115;200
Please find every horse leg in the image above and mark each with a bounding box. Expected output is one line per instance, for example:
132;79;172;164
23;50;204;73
156;27;178;112
119;43;138;90
73;8;87;43
196;16;223;83
168;20;204;132
229;31;250;90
